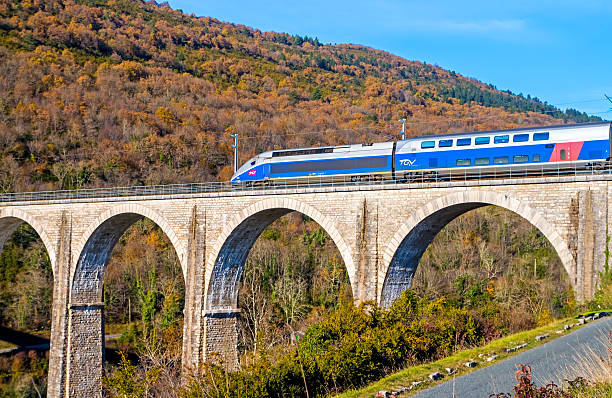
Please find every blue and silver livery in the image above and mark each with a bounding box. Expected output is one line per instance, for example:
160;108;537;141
231;122;612;184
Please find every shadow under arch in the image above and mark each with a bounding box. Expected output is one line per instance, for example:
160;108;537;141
0;208;56;274
67;204;186;397
203;198;355;366
379;191;574;308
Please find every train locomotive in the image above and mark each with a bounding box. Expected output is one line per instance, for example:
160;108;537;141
230;122;612;185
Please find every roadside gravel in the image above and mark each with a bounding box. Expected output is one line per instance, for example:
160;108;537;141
413;316;612;397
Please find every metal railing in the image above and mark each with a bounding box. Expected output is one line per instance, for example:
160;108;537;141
0;161;610;203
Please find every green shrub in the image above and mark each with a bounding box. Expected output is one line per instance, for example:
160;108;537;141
183;289;486;397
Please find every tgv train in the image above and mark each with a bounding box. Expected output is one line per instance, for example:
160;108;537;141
230;122;612;184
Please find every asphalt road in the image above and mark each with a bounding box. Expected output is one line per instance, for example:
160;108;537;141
414;316;612;398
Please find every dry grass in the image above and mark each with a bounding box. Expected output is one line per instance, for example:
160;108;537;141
563;332;612;390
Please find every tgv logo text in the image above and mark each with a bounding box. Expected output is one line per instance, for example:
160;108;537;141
399;159;416;166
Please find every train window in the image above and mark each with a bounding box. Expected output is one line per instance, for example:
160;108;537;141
475;157;490;165
513;155;529;163
421;141;435;149
475;137;490;145
456;159;471;166
494;156;509;164
533;154;541;162
533;132;550;141
457;138;471;146
494;135;509;144
560;149;566;160
439;139;453;147
513;134;529;142
545;144;554;148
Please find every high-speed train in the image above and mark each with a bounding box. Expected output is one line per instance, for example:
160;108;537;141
230;122;612;184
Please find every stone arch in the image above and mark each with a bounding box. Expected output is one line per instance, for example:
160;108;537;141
205;197;355;310
379;191;574;308
0;208;56;274
67;204;186;397
203;197;355;366
72;203;187;284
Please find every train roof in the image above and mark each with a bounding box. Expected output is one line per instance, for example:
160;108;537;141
256;122;610;158
402;121;611;142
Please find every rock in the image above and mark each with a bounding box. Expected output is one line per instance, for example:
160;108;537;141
518;343;528;349
464;361;478;368
487;354;498;362
564;324;572;330
445;367;456;375
585;316;593;321
429;372;444;381
535;334;550;341
578;318;585;325
594;313;601;319
506;347;516;353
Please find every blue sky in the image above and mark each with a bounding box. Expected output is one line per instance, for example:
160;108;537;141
168;1;612;118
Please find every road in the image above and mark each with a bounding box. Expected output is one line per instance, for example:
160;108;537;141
414;316;612;397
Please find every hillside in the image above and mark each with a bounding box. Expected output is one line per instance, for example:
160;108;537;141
0;0;600;192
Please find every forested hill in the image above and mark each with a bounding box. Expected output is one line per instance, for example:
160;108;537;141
0;0;600;191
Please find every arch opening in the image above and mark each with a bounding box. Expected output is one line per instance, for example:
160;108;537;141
411;206;572;332
205;199;355;365
380;192;576;333
69;211;185;396
0;217;54;396
237;212;353;352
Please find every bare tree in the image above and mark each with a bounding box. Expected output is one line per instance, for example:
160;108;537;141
240;259;272;352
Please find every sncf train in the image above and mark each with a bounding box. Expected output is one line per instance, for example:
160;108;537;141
231;122;612;185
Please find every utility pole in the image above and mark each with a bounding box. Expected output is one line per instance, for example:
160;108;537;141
231;133;238;172
398;118;406;140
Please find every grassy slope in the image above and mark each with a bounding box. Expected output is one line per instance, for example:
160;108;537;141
339;317;593;397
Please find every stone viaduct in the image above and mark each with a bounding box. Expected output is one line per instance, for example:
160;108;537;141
0;174;610;396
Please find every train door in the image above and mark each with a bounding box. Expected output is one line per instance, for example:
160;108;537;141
555;143;572;162
551;142;584;162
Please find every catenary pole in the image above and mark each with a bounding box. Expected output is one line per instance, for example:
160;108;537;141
231;133;238;172
399;118;406;140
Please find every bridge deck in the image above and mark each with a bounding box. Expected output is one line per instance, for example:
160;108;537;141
0;167;611;205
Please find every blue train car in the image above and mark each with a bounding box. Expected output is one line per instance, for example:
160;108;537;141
230;122;612;184
394;123;610;179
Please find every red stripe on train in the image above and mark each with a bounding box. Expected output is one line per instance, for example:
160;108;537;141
548;141;584;162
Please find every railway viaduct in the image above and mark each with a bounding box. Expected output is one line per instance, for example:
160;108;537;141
0;174;610;396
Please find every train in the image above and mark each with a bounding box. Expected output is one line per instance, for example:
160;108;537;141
230;122;612;185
